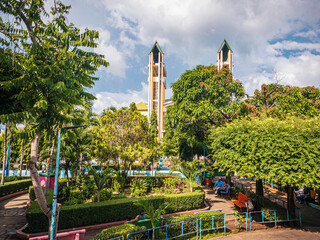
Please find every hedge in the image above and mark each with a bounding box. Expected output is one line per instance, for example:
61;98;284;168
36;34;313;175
26;184;205;233
0;178;32;197
29;178;68;202
94;210;224;240
94;224;146;240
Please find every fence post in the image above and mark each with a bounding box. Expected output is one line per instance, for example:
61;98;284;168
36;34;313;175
196;218;199;240
235;212;237;226
287;209;289;221
182;221;184;236
299;209;302;228
165;225;168;240
245;212;248;231
249;212;252;231
200;218;202;239
261;211;264;223
271;181;274;189
274;210;277;229
224;214;226;236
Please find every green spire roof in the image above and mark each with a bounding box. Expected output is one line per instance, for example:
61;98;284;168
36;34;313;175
218;39;232;53
149;41;163;54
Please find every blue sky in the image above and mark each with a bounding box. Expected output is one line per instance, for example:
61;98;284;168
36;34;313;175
5;0;320;115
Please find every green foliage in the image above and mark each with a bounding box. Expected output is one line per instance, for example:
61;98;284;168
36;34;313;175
0;179;32;197
130;178;148;197
26;183;205;233
246;84;320;118
163;65;245;160
170;160;206;192
94;224;146;240
134;200;168;239
209;117;320;189
114;175;126;193
94;188;112;202
163;177;183;190
90;168;114;202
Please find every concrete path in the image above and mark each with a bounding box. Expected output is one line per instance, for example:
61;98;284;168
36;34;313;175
201;185;237;214
211;228;320;240
0;193;29;240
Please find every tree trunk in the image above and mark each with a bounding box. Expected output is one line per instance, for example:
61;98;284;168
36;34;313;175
19;139;24;177
287;186;296;226
256;179;264;196
48;203;61;238
29;132;52;218
45;138;56;195
1;122;9;185
66;161;69;187
226;175;232;185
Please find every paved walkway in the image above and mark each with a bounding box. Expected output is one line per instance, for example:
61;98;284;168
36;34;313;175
212;228;320;240
0;193;29;240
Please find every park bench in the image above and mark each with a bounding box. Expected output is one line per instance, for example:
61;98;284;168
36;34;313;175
231;192;250;211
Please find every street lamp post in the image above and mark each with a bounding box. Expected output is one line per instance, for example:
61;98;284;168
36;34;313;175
50;126;86;240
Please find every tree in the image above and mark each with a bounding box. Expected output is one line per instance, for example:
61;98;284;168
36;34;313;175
0;0;108;229
92;104;149;191
170;160;206;192
163;65;245;161
243;84;320;196
209;117;320;221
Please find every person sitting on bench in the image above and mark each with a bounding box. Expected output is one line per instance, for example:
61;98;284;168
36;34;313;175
217;179;229;196
126;210;148;223
213;177;224;193
296;187;311;205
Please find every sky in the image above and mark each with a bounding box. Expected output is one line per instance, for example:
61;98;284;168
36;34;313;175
43;0;320;113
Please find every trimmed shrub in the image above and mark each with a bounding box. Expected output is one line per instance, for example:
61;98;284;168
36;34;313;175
29;186;54;202
94;224;146;240
161;210;224;238
26;184;205;233
0;179;32;197
4;176;29;182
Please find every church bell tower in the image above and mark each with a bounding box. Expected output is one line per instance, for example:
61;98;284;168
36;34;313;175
217;39;233;73
147;41;167;139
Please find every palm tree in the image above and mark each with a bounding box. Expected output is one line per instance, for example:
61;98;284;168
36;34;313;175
90;168;114;202
170;160;206;192
134;201;168;240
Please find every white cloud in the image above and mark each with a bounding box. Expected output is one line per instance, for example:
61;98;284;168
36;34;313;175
93;82;148;113
94;29;128;78
78;0;320;106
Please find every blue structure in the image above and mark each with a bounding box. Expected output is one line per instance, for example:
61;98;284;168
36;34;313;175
5;140;11;177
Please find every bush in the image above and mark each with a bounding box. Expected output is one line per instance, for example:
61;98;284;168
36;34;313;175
29;186;54;202
4;176;29;182
94;189;112;202
26;183;205;233
130;178;148;197
94;224;146;240
0;179;32;197
82;183;95;199
113;175;125;192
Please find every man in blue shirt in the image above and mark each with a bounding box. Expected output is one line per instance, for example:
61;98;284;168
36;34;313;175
213;177;224;193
